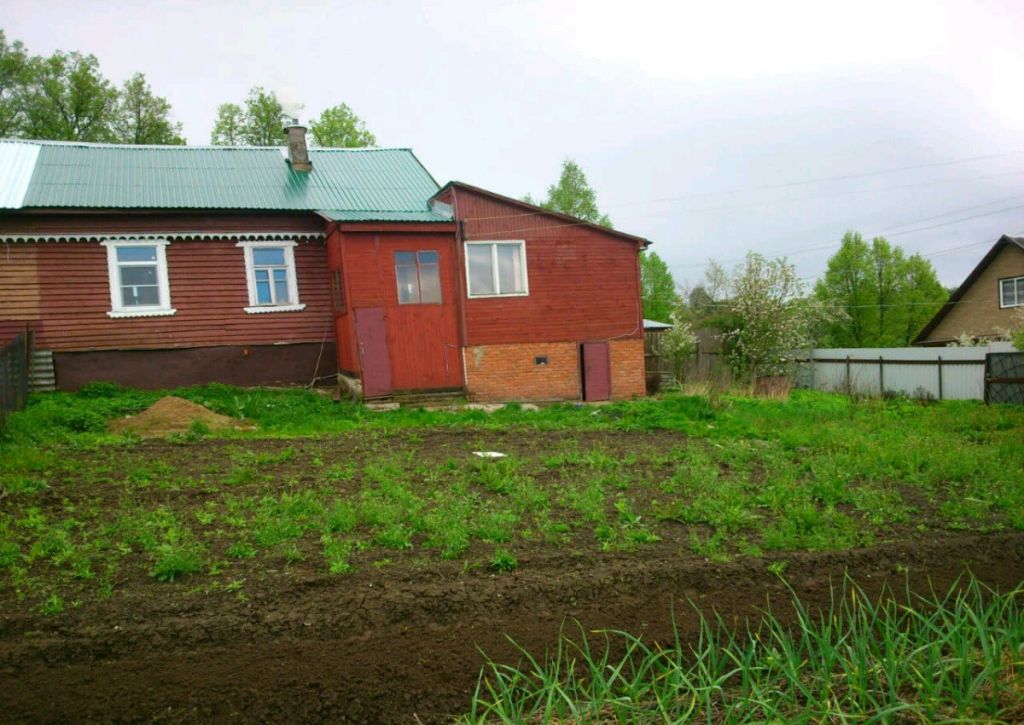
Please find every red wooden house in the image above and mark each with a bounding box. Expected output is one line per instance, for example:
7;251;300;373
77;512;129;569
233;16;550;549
0;130;647;402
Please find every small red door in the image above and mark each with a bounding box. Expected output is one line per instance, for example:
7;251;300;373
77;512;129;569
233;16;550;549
355;308;392;398
581;342;611;401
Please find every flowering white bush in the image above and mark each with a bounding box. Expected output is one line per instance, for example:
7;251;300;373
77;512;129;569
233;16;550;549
725;253;826;380
659;311;698;382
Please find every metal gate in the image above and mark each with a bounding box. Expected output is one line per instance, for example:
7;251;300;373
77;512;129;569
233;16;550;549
984;352;1024;405
1;333;30;428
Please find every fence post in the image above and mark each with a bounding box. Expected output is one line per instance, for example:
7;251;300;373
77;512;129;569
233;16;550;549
845;355;851;394
879;356;885;395
937;355;943;401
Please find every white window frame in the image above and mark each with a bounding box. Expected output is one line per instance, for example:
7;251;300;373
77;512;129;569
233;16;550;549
464;240;529;298
101;239;175;318
237;240;305;313
998;275;1024;308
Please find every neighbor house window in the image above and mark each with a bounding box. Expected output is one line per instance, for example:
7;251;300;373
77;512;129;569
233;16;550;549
395;250;442;304
999;276;1024;308
464;240;528;297
237;241;304;313
101;239;175;318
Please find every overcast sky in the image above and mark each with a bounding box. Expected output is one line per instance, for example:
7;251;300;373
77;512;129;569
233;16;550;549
6;0;1024;288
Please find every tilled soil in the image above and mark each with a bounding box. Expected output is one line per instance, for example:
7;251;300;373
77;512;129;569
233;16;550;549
3;531;1023;723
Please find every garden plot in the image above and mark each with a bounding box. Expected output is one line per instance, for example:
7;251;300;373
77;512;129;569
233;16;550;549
1;385;1022;721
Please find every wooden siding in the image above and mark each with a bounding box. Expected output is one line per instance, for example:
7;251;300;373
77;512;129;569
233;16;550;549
18;239;333;351
0;243;40;321
0;211;325;235
441;187;644;346
336;231;463;391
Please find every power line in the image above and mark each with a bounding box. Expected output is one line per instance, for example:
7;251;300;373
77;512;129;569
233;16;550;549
458;149;1024;223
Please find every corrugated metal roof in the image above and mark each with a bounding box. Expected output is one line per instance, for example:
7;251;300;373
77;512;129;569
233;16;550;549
0;141;40;208
643;318;673;330
2;140;439;213
319;210;453;222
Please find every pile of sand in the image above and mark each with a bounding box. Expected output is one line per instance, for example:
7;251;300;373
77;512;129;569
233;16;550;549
109;396;253;437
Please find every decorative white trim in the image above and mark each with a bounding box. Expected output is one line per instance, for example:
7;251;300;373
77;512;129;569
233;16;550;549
100;239;174;316
244;304;306;314
237;240;303;312
0;231;324;244
107;308;177;319
464;240;529;298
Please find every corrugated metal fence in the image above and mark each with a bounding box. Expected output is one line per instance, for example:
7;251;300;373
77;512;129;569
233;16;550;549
1;333;30;427
794;342;1018;401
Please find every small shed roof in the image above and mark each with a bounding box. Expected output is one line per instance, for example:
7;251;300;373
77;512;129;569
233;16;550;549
643;318;673;331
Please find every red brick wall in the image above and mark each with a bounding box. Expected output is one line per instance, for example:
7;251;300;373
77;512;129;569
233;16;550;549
463;342;580;402
610;338;646;400
463;339;646;402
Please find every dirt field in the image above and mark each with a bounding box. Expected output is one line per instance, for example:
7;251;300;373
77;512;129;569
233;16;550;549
2;421;1023;722
1;528;1021;722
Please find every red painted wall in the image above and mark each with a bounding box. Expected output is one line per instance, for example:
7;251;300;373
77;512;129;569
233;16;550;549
333;230;463;391
440;186;644;346
0;212;333;352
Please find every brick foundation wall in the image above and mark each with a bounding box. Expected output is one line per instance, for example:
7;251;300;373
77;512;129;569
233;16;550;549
463;342;580;402
463;338;648;402
610;338;646;400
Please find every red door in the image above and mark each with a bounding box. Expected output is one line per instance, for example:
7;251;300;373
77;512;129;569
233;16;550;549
355;308;392;398
582;342;611;401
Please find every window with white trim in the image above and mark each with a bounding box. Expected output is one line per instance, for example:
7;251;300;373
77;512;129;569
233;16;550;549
237;241;305;313
465;241;528;298
101;240;175;318
999;276;1024;308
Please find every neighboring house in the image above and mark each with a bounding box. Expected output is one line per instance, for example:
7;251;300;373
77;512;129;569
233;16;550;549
914;235;1024;346
0;131;648;401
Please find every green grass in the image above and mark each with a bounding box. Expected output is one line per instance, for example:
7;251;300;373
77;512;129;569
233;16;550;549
1;383;1022;613
461;576;1024;723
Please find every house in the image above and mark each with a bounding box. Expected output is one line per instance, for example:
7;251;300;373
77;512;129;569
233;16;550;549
914;235;1024;346
0;130;648;402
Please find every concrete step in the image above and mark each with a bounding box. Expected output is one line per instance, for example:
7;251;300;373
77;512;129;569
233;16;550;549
28;349;55;393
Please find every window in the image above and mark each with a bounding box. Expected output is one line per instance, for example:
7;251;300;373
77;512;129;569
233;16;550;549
395;250;442;304
331;269;347;313
465;241;528;298
999;276;1024;308
237;241;304;313
101;240;174;318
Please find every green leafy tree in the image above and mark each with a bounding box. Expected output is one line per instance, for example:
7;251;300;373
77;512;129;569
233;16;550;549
639;250;680;322
1010;309;1024;352
210;87;284;146
210;102;244;145
21;50;119;141
815;232;946;346
526;159;612;227
113;73;184;145
0;30;30;136
309;103;375;147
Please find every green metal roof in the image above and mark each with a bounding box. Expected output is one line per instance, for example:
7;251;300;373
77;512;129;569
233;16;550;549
1;140;443;215
320;209;452;222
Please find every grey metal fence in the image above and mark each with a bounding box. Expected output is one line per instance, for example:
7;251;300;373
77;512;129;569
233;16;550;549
1;333;30;428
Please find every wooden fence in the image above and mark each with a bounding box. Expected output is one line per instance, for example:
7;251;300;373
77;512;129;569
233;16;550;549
1;333;30;428
794;342;1017;401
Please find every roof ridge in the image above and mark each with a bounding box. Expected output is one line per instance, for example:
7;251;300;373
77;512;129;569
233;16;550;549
0;138;411;152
